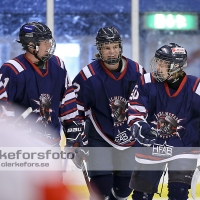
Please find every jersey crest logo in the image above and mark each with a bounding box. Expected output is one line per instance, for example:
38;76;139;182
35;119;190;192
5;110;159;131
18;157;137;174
32;94;53;126
152;112;185;139
109;96;127;126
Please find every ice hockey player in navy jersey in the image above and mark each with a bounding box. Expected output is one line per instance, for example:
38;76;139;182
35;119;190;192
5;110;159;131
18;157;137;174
0;22;83;147
72;27;145;199
128;43;200;200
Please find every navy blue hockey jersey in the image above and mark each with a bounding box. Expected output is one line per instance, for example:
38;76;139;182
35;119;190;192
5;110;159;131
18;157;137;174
0;54;79;144
128;73;200;150
73;56;145;150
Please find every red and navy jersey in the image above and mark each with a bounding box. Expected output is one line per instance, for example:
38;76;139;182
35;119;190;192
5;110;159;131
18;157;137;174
0;54;79;142
128;72;200;148
73;56;145;150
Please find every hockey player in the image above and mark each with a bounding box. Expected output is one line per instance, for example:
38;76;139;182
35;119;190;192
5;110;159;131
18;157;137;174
72;27;145;200
128;43;200;200
0;21;83;147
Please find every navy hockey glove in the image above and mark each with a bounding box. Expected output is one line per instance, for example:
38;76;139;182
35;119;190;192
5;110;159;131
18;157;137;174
131;121;157;146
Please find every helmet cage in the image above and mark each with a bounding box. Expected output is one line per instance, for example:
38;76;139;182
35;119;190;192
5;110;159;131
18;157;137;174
39;38;56;62
96;41;122;65
95;27;123;65
150;43;187;82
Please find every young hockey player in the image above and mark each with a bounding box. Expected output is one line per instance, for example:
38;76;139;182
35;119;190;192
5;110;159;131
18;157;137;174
0;21;83;147
72;26;145;200
128;43;200;200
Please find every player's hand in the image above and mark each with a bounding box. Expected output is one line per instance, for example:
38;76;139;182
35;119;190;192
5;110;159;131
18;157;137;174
131;121;157;146
63;121;86;147
68;147;88;169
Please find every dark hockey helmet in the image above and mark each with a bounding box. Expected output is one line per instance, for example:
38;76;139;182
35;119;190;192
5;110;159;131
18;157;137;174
150;43;187;82
95;26;122;65
18;21;56;61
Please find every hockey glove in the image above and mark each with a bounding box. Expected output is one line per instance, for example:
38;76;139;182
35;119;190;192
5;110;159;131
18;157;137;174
63;121;85;147
63;121;88;169
131;121;157;146
68;147;88;169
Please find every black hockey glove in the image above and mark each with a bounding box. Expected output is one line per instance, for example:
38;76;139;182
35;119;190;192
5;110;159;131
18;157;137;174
63;121;88;169
63;121;85;147
131;121;157;146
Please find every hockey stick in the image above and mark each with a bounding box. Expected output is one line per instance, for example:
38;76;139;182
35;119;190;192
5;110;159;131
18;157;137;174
13;107;33;124
191;165;200;200
67;147;92;195
81;160;93;195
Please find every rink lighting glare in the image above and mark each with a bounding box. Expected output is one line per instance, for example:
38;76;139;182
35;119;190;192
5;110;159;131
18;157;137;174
144;13;198;30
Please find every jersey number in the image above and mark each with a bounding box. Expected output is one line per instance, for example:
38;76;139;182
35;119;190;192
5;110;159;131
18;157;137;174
129;85;139;100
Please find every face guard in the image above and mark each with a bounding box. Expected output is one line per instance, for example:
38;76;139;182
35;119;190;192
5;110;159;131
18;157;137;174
39;38;56;62
150;43;187;82
18;21;56;62
95;27;122;65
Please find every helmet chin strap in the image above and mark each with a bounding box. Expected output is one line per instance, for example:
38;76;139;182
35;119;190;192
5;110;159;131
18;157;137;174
27;44;43;62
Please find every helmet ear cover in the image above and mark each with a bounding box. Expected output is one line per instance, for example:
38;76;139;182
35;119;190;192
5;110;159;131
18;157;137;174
95;26;123;65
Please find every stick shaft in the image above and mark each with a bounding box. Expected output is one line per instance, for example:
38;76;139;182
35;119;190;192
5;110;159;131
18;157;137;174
82;160;92;195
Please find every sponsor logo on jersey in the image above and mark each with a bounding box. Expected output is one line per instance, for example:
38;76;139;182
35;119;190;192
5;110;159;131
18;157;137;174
109;96;127;126
152;141;173;157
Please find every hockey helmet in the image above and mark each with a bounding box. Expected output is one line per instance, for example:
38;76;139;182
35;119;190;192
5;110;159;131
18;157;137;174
150;43;187;82
18;21;56;61
95;26;122;65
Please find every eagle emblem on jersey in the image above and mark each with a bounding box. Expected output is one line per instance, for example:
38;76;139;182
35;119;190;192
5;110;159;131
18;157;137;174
152;112;185;139
32;94;53;126
109;96;127;126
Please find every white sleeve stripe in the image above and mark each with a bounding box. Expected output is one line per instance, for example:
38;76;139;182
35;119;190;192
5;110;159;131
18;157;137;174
82;66;92;79
139;64;144;74
60;110;79;122
85;109;91;116
61;92;76;104
77;104;84;111
195;83;200;96
127;115;145;124
129;105;147;113
144;73;151;83
66;72;72;86
7;60;24;73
